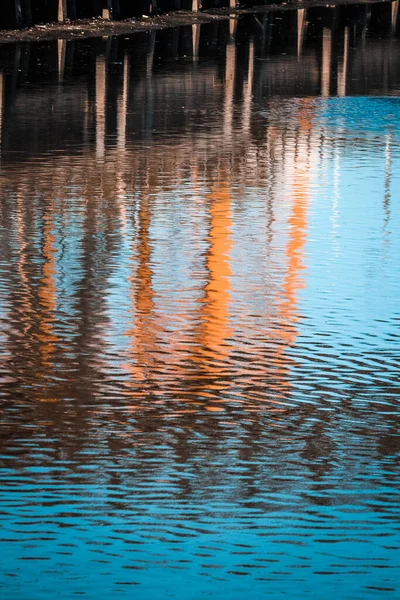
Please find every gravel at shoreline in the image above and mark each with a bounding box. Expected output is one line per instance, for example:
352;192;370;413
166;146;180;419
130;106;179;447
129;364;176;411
0;0;391;45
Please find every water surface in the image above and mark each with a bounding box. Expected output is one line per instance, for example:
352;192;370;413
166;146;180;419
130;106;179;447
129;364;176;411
0;4;400;599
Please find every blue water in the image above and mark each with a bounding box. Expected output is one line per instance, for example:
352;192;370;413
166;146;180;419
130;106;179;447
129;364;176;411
0;8;400;599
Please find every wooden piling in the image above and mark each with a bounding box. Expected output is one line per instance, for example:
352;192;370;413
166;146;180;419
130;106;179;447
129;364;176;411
58;0;67;22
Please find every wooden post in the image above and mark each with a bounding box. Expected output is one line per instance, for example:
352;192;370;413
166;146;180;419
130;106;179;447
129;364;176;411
58;0;67;22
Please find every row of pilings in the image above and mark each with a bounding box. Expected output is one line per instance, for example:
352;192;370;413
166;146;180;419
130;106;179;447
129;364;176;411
1;0;238;29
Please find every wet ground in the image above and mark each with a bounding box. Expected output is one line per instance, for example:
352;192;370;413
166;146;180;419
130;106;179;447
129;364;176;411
0;3;400;599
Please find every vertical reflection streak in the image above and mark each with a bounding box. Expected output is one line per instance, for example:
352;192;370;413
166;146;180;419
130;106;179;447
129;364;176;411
96;54;107;160
37;206;58;373
337;27;349;97
383;131;392;234
321;28;332;97
58;39;67;82
195;174;232;398
117;54;129;153
297;9;306;57
224;39;236;142
392;0;399;33
279;101;312;353
331;141;341;257
242;40;254;137
123;180;156;399
192;24;201;62
147;32;156;76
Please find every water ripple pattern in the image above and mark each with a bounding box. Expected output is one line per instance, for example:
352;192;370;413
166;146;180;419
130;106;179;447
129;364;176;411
0;6;400;600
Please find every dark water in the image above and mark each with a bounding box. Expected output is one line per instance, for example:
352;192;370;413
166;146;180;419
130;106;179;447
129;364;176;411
1;4;400;599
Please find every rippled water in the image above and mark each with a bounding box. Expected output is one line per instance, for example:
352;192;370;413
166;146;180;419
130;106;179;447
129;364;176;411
1;4;400;599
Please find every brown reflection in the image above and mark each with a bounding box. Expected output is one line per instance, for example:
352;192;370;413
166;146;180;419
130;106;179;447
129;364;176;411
0;10;399;475
321;27;332;96
96;53;107;160
392;0;399;33
297;9;306;57
58;39;67;82
121;173;158;401
14;188;36;354
117;53;129;153
37;207;58;373
224;38;236;139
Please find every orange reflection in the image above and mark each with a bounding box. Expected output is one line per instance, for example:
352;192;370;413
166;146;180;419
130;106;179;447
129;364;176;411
201;174;232;354
192;172;233;401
